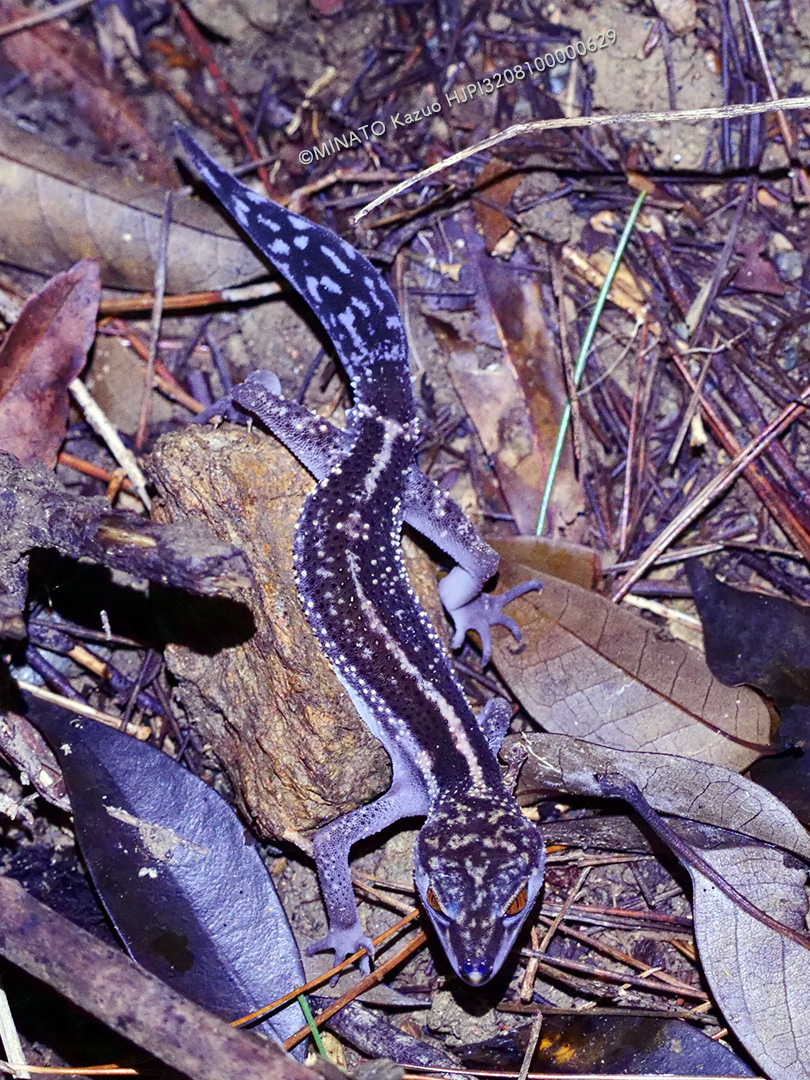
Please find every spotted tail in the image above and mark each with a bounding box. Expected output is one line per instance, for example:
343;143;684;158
176;128;413;423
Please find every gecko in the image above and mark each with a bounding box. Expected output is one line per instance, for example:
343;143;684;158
177;129;546;986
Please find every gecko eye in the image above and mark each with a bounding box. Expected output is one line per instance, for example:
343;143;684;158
425;886;446;915
504;885;529;917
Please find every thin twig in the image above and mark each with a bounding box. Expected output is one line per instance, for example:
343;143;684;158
135;192;173;452
282;931;427;1051
738;0;810;200
0;0;94;39
171;0;272;192
98;280;283;317
550;250;583;467
599;775;810;954
618;322;649;554
232;909;421;1027
355;95;810;222
611;376;810;600
667;333;737;465
67;380;151;509
15;680;150;740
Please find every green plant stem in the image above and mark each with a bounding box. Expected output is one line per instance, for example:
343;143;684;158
536;189;647;535
298;994;330;1060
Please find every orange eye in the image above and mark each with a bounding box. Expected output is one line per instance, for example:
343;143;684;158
504;885;528;917
425;886;445;914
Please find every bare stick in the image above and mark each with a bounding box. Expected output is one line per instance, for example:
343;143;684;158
0;876;320;1080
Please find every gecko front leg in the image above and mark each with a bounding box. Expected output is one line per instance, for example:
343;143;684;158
309;764;429;977
404;470;542;664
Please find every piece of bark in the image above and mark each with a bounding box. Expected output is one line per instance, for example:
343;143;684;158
0;875;333;1080
0;450;249;637
0;706;68;810
149;424;447;840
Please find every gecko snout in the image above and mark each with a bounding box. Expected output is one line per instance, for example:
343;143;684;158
459;955;493;985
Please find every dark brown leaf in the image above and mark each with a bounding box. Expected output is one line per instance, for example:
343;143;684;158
688;559;810;706
688;558;810;820
732;248;786;296
0;260;100;466
433;273;583;537
461;1011;755;1076
0;0;177;188
471;159;522;253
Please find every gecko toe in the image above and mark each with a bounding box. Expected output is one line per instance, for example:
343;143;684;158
306;928;374;981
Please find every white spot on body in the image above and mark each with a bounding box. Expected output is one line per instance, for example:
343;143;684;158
321;246;352;274
320;276;342;294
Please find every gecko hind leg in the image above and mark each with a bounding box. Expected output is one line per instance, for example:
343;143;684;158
201;371;351;480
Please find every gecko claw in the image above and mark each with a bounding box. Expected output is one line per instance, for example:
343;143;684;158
450;579;542;665
194;370;283;426
307;928;374;984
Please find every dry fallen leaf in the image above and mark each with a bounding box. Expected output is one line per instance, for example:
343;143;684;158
471;159;523;253
0;0;176;188
0;260;100;466
431;266;583;537
0;117;265;292
688;559;810;820
494;564;772;770
689;836;810;1080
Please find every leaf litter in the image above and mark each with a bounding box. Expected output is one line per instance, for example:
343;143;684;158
0;2;808;1078
508;731;810;1080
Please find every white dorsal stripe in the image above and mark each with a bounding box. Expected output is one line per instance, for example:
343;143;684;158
344;551;486;789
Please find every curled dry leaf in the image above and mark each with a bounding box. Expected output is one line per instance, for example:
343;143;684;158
0;260;100;467
0;117;265;292
493;564;772;770
507;731;810;862
688;840;810;1080
431;266;583;538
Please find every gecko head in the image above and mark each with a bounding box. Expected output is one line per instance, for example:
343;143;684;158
413;791;545;986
